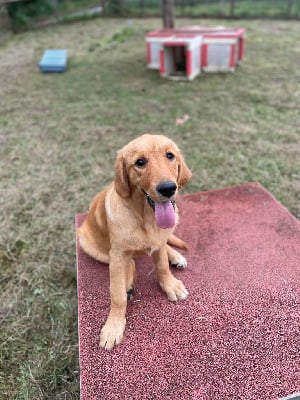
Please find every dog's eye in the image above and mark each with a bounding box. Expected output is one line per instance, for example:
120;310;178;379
135;158;147;168
166;152;175;160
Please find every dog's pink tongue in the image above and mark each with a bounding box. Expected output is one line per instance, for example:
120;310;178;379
155;201;175;229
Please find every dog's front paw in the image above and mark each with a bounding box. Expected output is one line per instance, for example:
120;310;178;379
160;277;189;302
99;317;126;351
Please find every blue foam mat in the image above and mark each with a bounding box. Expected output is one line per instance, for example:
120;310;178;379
39;49;68;72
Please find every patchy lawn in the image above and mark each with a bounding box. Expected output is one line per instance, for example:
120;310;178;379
0;17;299;399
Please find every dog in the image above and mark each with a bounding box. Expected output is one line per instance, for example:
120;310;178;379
78;134;192;350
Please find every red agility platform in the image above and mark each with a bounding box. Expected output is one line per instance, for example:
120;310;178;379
75;183;300;400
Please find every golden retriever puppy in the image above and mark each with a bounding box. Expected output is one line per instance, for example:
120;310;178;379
78;134;192;350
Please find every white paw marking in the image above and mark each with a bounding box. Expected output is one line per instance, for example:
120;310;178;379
173;254;187;269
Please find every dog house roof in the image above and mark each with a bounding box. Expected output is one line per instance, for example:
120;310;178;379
146;26;245;40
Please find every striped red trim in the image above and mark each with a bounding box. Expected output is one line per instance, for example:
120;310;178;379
201;44;208;67
160;49;165;75
229;44;236;68
186;49;192;77
146;43;151;64
164;41;186;47
238;37;245;61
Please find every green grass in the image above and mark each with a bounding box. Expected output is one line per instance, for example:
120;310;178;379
0;18;299;398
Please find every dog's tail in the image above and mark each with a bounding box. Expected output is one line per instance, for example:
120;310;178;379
167;234;189;250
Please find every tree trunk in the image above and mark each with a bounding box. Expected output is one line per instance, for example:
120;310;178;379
0;4;11;31
229;0;235;17
220;0;225;17
287;0;293;17
51;0;59;21
101;0;106;16
140;0;144;17
161;0;175;28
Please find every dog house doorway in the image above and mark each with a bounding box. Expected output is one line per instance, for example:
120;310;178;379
165;45;187;78
160;37;201;80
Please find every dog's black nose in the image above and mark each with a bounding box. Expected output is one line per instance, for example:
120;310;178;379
156;181;177;198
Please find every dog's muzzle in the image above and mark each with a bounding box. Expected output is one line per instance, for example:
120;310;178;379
142;190;175;211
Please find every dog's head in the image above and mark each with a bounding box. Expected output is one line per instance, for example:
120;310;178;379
114;134;192;229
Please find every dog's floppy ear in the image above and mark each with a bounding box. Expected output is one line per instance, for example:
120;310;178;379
177;152;192;189
114;150;131;198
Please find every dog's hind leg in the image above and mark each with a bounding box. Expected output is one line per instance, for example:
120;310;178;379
167;234;189;250
78;233;110;264
166;244;187;270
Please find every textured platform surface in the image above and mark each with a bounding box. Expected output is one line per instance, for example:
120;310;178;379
39;49;67;72
75;183;300;400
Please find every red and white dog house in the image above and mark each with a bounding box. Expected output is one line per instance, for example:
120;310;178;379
145;26;245;80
